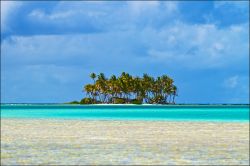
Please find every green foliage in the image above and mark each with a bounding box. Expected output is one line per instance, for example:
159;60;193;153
113;98;126;104
130;99;142;104
67;101;80;104
80;98;95;104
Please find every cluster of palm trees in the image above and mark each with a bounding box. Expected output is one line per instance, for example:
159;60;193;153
82;72;178;104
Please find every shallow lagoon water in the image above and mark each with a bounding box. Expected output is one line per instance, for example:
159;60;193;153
1;104;249;165
1;104;249;122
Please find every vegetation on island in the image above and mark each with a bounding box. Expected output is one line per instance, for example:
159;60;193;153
69;72;178;104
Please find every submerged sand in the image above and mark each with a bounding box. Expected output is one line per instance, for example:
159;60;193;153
1;119;249;165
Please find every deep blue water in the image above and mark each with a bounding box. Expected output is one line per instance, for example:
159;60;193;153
1;104;249;122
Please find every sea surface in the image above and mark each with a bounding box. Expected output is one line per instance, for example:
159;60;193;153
1;104;249;122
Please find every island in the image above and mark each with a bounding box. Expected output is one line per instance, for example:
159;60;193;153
68;72;178;104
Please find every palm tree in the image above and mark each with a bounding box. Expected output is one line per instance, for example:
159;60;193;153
108;75;117;103
171;85;178;104
82;72;178;104
142;73;152;103
84;84;95;100
96;73;109;103
90;73;96;84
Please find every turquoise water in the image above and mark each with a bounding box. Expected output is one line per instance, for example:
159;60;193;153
1;104;249;122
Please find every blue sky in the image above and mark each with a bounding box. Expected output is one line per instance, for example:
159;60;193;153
1;1;249;104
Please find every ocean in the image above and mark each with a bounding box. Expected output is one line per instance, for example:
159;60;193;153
1;104;249;122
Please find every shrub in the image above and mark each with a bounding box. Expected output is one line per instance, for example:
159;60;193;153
130;99;142;104
113;98;126;104
80;98;95;104
67;101;80;104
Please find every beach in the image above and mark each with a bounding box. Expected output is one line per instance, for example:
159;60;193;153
1;119;249;165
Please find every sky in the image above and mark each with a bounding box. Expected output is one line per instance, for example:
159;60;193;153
1;1;249;104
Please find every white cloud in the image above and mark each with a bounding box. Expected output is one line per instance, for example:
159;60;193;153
1;1;21;32
126;1;178;15
29;7;105;21
2;20;248;71
1;33;143;72
127;1;159;15
25;1;180;33
142;22;248;69
164;2;178;13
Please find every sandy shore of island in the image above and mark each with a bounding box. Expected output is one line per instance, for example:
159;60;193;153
1;119;249;165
